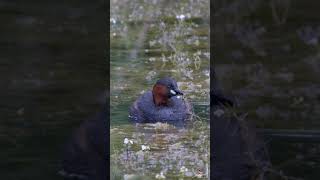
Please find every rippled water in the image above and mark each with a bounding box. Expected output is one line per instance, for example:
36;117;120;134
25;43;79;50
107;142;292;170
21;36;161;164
110;0;210;179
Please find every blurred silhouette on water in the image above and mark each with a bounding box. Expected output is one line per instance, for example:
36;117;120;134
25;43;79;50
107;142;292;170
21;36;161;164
59;105;107;180
212;69;269;180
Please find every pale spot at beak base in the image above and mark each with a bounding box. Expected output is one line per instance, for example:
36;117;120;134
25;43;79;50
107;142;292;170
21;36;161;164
170;89;176;95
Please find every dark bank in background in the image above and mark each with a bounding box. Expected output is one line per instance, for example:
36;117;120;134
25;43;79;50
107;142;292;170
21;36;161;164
213;0;320;179
0;1;107;179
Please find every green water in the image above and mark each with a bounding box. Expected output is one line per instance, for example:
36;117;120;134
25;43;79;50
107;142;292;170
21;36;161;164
110;0;210;179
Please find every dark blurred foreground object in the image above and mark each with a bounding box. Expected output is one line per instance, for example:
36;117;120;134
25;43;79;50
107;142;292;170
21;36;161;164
211;70;234;107
211;72;270;180
59;106;107;180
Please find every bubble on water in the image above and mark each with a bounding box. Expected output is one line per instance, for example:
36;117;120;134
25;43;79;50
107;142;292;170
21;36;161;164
124;138;129;144
110;18;117;24
180;166;188;173
203;70;210;77
155;172;166;179
149;40;157;47
145;71;157;81
141;145;150;151
123;174;138;180
203;52;210;59
176;14;186;20
149;57;156;62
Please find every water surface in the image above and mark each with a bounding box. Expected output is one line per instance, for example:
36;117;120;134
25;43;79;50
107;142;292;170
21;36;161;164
110;0;210;179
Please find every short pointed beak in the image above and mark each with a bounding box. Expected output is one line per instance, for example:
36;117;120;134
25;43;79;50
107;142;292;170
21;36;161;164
174;89;183;95
169;88;184;97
